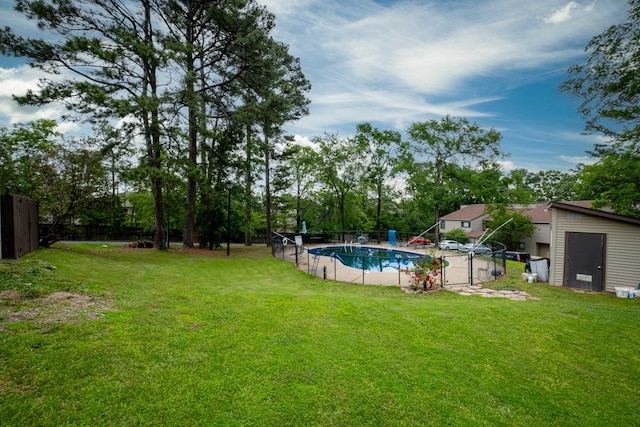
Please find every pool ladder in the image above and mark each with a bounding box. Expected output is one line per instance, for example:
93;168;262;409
310;255;320;276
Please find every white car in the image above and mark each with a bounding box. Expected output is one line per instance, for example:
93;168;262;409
438;240;460;250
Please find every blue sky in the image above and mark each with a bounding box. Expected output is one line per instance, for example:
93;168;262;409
0;0;629;172
260;0;628;172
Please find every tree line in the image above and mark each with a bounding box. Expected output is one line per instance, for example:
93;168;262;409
0;115;598;248
0;0;310;249
1;0;639;249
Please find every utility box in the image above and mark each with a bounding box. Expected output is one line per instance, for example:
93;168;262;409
388;230;396;246
529;258;549;282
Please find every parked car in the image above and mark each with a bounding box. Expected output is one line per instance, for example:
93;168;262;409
494;251;531;263
438;240;460;250
408;236;431;245
458;243;492;254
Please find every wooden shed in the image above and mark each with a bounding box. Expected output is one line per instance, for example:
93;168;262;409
549;202;640;292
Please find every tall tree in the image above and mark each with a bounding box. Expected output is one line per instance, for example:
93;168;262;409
446;165;510;206
273;143;317;232
355;123;406;243
526;170;577;202
314;133;365;241
501;168;536;204
163;0;286;248
574;147;640;218
0;120;59;197
561;0;640;143
561;0;640;217
406;116;504;242
0;0;170;249
0;120;113;245
486;205;535;251
235;34;311;247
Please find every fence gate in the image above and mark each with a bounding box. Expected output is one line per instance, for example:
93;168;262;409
439;253;472;286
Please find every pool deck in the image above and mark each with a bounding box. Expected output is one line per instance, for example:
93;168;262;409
278;242;470;287
276;242;535;300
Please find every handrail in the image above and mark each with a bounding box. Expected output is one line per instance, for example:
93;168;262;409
272;231;306;252
472;218;514;253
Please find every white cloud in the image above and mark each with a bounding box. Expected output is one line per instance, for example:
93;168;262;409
254;0;627;152
0;0;629;172
559;154;597;166
315;1;611;95
0;66;96;136
544;1;580;25
55;121;80;134
0;66;66;121
292;135;314;147
0;66;41;98
498;160;517;172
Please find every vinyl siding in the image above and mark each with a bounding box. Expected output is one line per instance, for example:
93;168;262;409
523;224;550;256
440;215;488;236
550;208;640;292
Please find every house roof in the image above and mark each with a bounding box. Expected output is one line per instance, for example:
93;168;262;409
517;203;550;223
561;200;595;209
466;230;486;239
550;202;640;226
443;201;599;225
441;204;488;221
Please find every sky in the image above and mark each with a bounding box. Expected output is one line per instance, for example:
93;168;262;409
0;0;630;172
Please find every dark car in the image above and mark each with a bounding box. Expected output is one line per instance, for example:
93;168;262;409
494;251;531;263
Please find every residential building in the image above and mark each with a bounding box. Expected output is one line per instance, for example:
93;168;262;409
440;201;594;258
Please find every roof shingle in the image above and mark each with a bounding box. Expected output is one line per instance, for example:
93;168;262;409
441;204;488;221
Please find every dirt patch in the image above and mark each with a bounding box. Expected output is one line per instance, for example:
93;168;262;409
0;291;113;330
400;286;443;294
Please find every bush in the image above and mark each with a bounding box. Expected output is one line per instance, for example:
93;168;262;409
443;228;468;243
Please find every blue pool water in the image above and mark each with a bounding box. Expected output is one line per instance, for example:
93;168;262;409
308;245;429;272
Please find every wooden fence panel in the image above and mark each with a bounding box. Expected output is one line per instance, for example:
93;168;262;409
1;194;39;259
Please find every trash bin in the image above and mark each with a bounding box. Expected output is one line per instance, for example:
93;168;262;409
529;258;549;282
388;230;396;246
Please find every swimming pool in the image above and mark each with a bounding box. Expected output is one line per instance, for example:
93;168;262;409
307;245;429;272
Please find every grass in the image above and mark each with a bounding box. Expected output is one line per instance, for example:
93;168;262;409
1;243;640;426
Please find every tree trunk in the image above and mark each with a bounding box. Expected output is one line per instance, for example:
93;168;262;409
264;134;272;248
182;13;196;248
340;192;346;242
143;0;165;250
376;180;382;243
296;180;302;231
434;168;442;244
244;124;253;246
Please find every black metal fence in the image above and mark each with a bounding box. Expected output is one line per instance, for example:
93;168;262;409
271;231;518;288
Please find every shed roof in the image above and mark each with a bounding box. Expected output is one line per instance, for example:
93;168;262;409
550;202;640;226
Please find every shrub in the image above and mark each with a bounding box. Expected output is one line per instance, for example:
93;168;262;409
443;228;468;243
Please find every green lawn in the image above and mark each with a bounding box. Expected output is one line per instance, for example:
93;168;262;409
1;244;640;426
